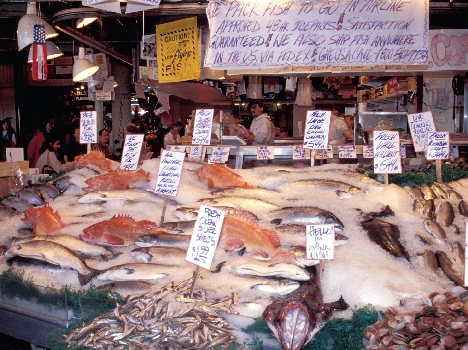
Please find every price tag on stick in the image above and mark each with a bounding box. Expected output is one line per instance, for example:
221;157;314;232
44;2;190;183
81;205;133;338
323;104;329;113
306;224;335;260
120;134;144;170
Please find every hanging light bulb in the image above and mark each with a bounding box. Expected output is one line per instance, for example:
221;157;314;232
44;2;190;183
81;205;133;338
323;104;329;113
73;47;99;82
76;17;98;29
17;2;58;51
27;41;63;62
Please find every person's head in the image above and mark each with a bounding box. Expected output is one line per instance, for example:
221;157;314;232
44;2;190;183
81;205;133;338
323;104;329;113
331;105;343;117
2;120;8;131
124;123;140;134
98;129;110;144
45;120;54;133
73;127;80;141
169;123;180;135
176;121;183;128
275;126;281;135
249;100;266;118
344;115;355;129
40;134;61;154
115;148;122;156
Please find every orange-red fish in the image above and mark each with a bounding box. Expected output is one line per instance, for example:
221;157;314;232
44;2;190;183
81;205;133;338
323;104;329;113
75;150;112;171
21;205;67;235
80;214;167;246
219;210;291;259
195;163;252;190
82;169;150;192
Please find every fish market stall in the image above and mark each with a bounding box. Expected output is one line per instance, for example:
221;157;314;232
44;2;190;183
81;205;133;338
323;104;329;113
0;152;467;349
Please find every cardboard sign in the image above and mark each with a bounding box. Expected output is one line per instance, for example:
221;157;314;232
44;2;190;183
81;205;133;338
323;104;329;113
192;109;214;145
373;130;402;174
256;146;274;160
5;148;24;162
210;147;230;163
306;224;335;260
363;145;374;158
426;131;450;160
303;110;330;150
408;112;436;152
315;147;333;159
154;150;185;197
338;145;356;158
292;146;310;159
80;111;97;144
120;134;144;170
185;205;225;269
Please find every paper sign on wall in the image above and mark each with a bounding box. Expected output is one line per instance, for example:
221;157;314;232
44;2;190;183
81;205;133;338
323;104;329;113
120;134;144;170
363;145;374;158
303;110;330;150
154;150;185;197
192;109;214;145
210;147;230;163
373;130;402;174
306;224;335;260
185;205;225;270
292;146;310;159
408;112;436;152
338;145;356;158
426;132;450;160
257;146;274;160
80;111;97;144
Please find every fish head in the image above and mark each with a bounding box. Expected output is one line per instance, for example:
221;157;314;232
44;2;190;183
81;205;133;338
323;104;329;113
278;301;311;350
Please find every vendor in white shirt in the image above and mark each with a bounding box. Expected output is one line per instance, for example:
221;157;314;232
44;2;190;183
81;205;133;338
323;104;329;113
246;101;274;145
163;123;182;148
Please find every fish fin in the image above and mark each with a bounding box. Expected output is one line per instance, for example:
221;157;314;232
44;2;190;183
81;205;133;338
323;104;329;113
251;250;269;259
207;179;215;189
262;228;281;248
222;238;245;251
104;234;125;245
77;267;100;286
211;261;226;273
270;219;282;225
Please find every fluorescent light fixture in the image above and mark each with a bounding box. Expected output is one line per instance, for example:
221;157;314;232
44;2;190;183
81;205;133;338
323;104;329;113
27;41;63;62
76;17;98;28
17;2;58;51
73;47;99;82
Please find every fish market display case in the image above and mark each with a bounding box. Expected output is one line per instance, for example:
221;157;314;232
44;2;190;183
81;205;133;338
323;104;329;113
357;111;408;144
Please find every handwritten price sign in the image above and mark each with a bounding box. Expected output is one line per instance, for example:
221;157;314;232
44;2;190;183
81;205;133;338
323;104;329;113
120;134;144;170
315;147;333;159
185;205;225;270
306;224;335;260
292;145;310;159
338;145;356;158
303;110;330;150
80;111;97;144
257;146;274;160
408;112;436;152
373;130;402;174
210;146;230;163
427;132;449;160
154;150;185;196
192;109;214;145
363;145;374;158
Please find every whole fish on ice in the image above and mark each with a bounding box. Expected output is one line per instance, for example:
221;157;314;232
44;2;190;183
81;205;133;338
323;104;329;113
231;262;310;281
251;280;300;296
75;150;112;171
21;205;67;235
1;197;33;213
175;206;258;222
17;188;44;206
199;196;278;211
135;233;191;248
195;163;252;189
95;263;174;282
268;207;344;230
130;246;186;263
82;169;150;192
286;179;360;195
78;189;172;205
435;200;454;227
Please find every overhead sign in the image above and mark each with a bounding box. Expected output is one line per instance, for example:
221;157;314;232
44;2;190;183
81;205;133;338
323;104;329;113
205;0;428;69
157;17;200;83
82;0;160;14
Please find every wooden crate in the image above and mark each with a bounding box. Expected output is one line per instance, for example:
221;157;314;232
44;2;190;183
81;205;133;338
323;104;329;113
0;161;29;177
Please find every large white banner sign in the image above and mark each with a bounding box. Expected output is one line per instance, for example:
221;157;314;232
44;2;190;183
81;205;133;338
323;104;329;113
205;0;429;69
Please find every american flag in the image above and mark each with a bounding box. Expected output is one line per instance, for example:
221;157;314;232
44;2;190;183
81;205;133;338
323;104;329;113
31;24;48;81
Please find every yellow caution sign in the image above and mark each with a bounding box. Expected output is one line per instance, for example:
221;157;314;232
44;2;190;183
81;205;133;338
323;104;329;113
156;17;200;83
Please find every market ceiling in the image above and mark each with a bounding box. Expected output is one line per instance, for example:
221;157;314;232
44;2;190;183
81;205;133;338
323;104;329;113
0;0;468;58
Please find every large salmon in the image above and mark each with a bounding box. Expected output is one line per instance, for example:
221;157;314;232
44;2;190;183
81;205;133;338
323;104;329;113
21;205;66;235
195;163;252;189
82;169;150;192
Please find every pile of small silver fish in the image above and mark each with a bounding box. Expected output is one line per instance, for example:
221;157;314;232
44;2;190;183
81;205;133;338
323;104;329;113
64;277;237;349
364;291;468;350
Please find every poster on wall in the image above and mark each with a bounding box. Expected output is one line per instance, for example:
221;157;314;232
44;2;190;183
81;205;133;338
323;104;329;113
156;17;200;83
205;0;429;69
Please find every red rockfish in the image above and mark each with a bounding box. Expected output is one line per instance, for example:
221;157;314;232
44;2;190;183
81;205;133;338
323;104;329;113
82;169;150;192
21;205;67;235
195;163;252;190
75;150;112;171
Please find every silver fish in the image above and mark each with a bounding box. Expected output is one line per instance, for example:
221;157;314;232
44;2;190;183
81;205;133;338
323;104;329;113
160;220;196;233
452;241;465;266
419;250;439;274
231;263;310;281
211;187;279;198
50;174;71;192
435;200;454;227
4;240;99;285
130;246;186;263
251;280;300;296
269;206;344;230
98;281;154;297
77;189;173;205
135;233;191;248
413;199;433;219
17;188;44;206
9;235;113;260
95;263;171;282
431;182;447;199
0;203;16;219
436;250;464;287
276;224;348;243
420;183;436;200
175;206;258;221
406;186;424;200
416;234;446;249
288;179;360;194
459;200;468;217
291;246;320;268
199;196;278;211
423;219;446;239
28;183;61;198
2;197;33;213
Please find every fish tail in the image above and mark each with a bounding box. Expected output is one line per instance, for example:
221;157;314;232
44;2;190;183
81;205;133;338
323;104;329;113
78;267;100;286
